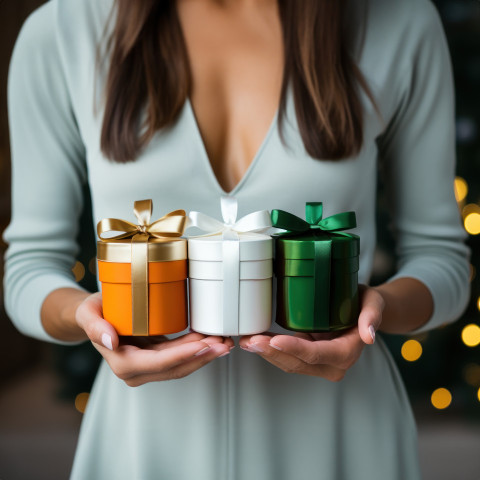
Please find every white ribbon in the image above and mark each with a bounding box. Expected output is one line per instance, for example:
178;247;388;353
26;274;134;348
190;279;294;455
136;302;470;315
188;197;272;335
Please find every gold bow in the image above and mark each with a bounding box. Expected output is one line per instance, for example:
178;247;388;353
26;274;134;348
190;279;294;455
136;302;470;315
97;200;187;336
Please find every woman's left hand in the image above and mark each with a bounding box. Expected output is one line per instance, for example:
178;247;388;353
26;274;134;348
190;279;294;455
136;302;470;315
239;285;385;382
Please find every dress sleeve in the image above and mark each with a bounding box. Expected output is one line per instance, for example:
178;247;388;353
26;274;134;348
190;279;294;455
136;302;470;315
376;1;471;332
3;3;88;343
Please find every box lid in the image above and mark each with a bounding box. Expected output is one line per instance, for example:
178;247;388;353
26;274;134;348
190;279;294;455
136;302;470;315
188;234;273;261
276;231;359;260
97;238;187;263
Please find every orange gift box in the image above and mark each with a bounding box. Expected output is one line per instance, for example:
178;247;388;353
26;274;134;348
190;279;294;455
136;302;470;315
97;200;188;336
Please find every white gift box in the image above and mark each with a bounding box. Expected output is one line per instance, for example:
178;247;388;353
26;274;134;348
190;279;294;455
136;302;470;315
187;198;273;336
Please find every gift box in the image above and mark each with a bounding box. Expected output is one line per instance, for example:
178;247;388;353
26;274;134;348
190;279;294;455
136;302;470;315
97;200;188;336
187;197;273;336
272;202;359;332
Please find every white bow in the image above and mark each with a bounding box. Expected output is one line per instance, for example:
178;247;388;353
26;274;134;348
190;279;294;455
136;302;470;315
188;196;272;240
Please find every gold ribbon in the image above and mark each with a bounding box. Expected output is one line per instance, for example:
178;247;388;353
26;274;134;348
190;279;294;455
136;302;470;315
97;200;187;336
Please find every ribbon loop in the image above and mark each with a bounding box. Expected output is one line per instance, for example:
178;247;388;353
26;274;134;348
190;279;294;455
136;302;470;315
134;199;152;226
271;210;311;233
221;196;238;226
97;200;188;336
317;211;357;231
305;202;323;225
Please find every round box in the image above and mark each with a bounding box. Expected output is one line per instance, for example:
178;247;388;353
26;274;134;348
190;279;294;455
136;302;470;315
275;231;360;332
188;233;273;336
97;238;188;336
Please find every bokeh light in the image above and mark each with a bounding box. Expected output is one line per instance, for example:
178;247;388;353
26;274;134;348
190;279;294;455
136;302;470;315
471;265;477;283
464;212;480;235
462;203;480;217
461;324;480;347
477;388;480;403
72;261;86;282
431;388;452;410
75;392;90;414
477;296;480;312
401;339;423;362
454;177;468;202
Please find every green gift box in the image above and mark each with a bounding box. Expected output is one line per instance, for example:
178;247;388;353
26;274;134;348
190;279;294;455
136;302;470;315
272;203;360;332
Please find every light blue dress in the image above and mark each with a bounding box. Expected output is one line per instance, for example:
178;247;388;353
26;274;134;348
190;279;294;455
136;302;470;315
4;0;470;478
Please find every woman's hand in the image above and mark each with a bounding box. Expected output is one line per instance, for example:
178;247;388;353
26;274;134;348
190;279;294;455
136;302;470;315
75;293;234;387
239;286;384;382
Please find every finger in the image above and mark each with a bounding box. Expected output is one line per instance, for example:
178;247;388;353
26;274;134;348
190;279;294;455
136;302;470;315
242;343;347;381
92;338;224;380
76;294;119;351
267;330;363;369
202;336;235;349
357;285;385;345
146;333;216;351
118;332;223;352
117;343;232;387
219;336;236;349
239;332;276;349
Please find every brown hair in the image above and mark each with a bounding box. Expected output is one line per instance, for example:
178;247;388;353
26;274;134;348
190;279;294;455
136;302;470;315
100;0;373;163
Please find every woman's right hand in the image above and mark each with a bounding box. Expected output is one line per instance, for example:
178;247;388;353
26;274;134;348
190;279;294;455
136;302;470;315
75;293;234;387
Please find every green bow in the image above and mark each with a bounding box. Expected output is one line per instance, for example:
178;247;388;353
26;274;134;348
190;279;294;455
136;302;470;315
272;203;357;330
271;202;356;234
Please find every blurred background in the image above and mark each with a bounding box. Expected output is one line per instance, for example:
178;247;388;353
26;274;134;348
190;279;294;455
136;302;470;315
1;1;480;479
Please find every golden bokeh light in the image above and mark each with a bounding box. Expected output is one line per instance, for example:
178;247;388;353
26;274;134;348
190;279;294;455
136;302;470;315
464;213;480;235
75;392;90;414
431;388;452;410
454;177;468;203
477;296;480;312
461;324;480;347
477;388;480;403
72;261;86;282
462;203;480;218
401;339;423;362
463;364;480;387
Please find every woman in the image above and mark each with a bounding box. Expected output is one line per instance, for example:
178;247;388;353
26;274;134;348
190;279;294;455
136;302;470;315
4;0;470;478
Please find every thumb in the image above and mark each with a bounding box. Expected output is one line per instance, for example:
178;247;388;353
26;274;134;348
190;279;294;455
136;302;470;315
75;293;119;351
357;285;384;345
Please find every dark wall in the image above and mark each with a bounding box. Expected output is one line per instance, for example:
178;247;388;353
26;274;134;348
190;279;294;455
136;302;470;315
0;0;47;383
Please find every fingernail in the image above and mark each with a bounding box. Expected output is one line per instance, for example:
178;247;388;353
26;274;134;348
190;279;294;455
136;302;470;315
368;325;376;343
247;343;264;353
270;343;283;351
102;333;113;351
219;351;230;358
194;345;211;356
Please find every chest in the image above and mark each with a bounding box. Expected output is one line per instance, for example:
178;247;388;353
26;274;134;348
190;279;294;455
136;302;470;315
176;1;284;192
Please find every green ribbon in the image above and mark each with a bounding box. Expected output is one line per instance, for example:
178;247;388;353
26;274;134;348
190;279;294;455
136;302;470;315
271;202;356;235
271;203;356;330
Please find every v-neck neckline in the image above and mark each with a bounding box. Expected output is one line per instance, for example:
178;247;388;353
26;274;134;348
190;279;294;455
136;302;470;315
185;98;279;196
